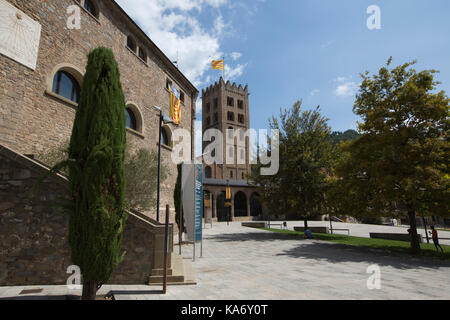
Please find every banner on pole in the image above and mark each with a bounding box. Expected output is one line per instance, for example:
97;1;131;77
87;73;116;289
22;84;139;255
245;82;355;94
194;164;203;242
182;163;203;243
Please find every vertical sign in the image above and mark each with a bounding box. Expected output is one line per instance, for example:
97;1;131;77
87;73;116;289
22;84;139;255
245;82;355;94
194;164;203;242
182;164;195;242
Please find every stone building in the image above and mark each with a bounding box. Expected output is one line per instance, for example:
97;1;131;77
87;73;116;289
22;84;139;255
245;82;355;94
0;0;198;221
0;0;198;287
201;78;265;222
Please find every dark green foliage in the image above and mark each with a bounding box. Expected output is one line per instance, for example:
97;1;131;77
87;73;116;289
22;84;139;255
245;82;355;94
329;58;450;253
330;130;360;146
360;216;383;225
124;148;167;212
68;47;127;297
174;163;184;232
249;101;335;225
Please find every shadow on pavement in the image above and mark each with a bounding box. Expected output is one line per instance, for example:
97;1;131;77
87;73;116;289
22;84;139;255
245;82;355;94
278;242;450;270
106;290;162;296
0;295;80;300
209;229;450;270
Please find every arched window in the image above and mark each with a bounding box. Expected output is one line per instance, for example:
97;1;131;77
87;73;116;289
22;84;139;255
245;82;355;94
234;192;247;217
84;0;98;17
127;36;136;53
125;108;137;130
205;166;212;179
52;70;80;103
161;127;170;147
138;47;147;62
228;127;234;139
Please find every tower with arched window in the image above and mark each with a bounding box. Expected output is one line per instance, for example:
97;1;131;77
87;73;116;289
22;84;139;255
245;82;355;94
201;78;265;222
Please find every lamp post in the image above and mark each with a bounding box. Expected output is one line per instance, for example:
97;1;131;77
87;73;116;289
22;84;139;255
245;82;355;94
153;106;174;222
226;179;231;226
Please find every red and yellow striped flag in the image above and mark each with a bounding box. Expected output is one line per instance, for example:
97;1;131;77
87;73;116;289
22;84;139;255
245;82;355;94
169;85;181;125
212;59;224;71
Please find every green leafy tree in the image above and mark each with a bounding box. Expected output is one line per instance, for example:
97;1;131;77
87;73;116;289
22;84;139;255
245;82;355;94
330;58;449;253
124;148;167;212
330;130;360;146
68;47;127;299
250;101;335;227
174;163;185;234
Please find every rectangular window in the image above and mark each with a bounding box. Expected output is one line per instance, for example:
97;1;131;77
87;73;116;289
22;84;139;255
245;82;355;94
166;79;173;91
180;91;185;103
238;114;245;124
227;112;235;122
214;98;218;109
206;103;211;113
214;113;218;123
227;97;234;107
206;117;211;126
238;100;244;109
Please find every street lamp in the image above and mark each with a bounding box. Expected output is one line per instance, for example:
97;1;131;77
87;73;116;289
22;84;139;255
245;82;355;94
153;106;174;222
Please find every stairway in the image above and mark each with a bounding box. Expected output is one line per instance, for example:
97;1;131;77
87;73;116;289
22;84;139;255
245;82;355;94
148;253;197;286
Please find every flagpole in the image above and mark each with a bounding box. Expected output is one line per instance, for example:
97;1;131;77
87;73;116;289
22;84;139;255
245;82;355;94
223;56;225;81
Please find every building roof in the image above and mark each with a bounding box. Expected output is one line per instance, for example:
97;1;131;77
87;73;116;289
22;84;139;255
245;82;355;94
203;178;252;187
110;0;198;96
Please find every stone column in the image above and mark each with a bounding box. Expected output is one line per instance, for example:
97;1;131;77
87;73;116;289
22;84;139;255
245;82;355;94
247;192;251;218
212;192;216;218
231;193;235;220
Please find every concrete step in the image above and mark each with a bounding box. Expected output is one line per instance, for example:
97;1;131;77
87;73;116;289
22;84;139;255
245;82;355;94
148;253;196;286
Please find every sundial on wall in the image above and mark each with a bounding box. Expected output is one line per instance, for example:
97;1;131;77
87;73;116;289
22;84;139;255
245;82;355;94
0;0;41;70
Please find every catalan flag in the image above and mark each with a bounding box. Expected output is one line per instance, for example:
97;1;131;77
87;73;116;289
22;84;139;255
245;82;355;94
212;59;224;71
169;85;181;125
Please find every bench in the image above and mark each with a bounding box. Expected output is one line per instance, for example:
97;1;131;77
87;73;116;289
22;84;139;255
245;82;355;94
330;228;350;235
268;221;287;230
294;226;329;234
242;222;267;229
370;233;423;243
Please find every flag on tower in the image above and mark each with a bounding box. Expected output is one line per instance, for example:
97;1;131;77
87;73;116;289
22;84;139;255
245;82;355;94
212;59;224;70
169;84;181;125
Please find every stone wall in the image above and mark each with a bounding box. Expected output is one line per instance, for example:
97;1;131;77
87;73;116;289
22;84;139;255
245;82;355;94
0;0;198;221
0;144;172;286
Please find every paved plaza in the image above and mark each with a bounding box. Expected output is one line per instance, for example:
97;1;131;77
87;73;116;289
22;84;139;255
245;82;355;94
1;222;449;300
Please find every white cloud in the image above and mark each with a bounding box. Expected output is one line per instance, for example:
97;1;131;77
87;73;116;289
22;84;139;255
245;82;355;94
230;52;242;60
310;89;320;96
115;0;247;88
333;76;360;97
195;120;203;157
224;63;247;81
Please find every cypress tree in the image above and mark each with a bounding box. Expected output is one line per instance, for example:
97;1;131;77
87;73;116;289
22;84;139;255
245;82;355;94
68;47;127;300
174;163;184;233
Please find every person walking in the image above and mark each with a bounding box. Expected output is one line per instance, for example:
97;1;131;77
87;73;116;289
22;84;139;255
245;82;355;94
430;226;444;253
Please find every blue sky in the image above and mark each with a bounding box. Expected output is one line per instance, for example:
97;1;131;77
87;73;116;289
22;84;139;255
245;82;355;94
116;0;450;154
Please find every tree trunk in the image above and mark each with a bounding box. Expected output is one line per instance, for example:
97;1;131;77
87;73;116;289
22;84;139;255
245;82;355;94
408;210;421;253
82;280;97;300
304;218;308;229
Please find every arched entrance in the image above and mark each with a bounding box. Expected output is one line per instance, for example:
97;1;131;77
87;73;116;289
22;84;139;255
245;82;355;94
216;192;228;222
203;190;212;219
250;192;263;217
234;191;247;217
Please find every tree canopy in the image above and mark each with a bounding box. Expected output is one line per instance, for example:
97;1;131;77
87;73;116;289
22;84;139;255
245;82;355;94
328;58;450;252
250;101;335;226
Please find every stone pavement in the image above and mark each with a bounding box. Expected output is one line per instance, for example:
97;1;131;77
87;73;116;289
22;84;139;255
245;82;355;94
1;222;449;300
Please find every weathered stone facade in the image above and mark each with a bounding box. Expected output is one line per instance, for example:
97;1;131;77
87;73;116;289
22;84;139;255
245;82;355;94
0;0;198;220
0;144;174;286
201;78;265;222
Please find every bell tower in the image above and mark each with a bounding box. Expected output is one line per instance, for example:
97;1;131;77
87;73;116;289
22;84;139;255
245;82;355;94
202;77;250;181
